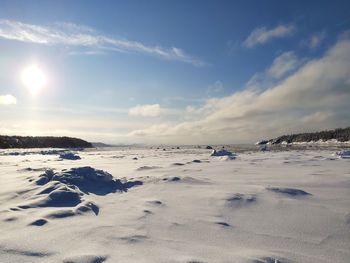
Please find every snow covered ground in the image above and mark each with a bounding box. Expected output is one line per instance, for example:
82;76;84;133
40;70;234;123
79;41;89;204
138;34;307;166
0;147;349;263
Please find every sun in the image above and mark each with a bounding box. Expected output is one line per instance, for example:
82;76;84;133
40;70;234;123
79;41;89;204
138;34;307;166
21;64;47;95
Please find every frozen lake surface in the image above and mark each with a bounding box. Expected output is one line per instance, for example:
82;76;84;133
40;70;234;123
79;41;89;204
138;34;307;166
0;147;349;262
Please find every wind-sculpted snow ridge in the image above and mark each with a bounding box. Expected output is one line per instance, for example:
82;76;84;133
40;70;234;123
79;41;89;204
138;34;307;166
59;152;81;160
162;176;210;184
266;187;311;197
136;166;161;171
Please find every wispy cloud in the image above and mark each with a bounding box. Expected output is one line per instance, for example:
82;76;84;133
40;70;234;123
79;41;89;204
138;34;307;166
267;51;299;79
243;25;296;48
0;94;17;105
128;38;350;144
69;50;107;56
308;31;327;49
129;104;161;117
207;80;224;94
0;20;205;66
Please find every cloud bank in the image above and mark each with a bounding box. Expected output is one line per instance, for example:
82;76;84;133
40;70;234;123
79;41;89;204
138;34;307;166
128;39;350;144
243;25;295;48
129;104;161;117
0;20;204;66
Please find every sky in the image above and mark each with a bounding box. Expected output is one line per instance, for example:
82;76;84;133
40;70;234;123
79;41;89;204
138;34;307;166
0;0;350;144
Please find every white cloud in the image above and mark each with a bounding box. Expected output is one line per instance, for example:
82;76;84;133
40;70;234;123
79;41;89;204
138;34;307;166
128;39;350;144
0;94;17;105
0;20;205;66
69;50;107;56
243;25;296;48
128;104;161;117
245;51;300;90
267;51;299;78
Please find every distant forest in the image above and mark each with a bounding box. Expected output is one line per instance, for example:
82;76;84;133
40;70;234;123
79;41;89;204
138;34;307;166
0;136;92;149
267;127;350;144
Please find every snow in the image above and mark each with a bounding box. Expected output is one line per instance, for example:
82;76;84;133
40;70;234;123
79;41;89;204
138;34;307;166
0;147;349;262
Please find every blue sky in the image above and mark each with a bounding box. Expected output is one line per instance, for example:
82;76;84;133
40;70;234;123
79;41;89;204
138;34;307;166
0;0;350;144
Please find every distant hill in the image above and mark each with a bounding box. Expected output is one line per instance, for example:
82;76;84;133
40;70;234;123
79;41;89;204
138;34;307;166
0;136;92;149
91;142;113;147
258;127;350;145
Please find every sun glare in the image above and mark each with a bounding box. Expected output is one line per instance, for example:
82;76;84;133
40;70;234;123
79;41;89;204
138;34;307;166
21;64;47;95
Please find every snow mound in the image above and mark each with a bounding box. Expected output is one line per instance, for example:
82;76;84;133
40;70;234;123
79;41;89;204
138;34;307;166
43;201;99;219
252;257;289;263
36;167;141;195
59;152;81;160
260;145;269;151
16;167;142;215
53;166;113;184
211;149;236;158
336;150;350;159
255;140;269;145
226;193;257;207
